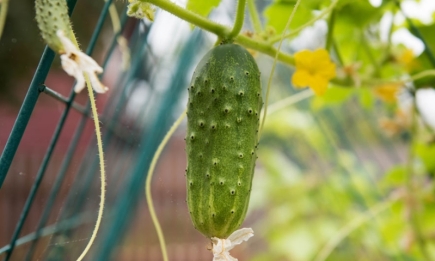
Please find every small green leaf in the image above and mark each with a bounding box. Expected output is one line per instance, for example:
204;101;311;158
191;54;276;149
336;0;382;28
412;54;435;88
379;201;406;246
186;0;221;18
417;24;435;52
410;24;435;88
300;0;328;9
264;1;313;34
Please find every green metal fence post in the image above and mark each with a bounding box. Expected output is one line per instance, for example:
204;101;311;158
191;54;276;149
0;47;55;188
0;0;78;188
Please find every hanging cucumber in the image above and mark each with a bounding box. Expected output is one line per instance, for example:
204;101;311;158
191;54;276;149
186;43;262;239
35;0;73;52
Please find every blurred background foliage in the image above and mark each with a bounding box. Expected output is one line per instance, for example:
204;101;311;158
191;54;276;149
1;0;435;260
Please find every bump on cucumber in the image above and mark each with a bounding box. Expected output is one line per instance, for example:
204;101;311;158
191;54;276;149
35;0;72;52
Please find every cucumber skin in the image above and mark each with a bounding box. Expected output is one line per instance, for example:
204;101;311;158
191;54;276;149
35;0;72;52
186;44;262;239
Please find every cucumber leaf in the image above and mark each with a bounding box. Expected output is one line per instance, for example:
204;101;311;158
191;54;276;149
264;1;313;34
336;0;383;28
186;0;221;18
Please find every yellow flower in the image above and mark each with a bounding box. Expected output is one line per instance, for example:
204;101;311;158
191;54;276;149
291;49;336;96
397;49;418;71
398;49;414;64
373;83;402;103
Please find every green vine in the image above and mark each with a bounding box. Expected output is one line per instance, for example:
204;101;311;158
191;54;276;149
76;74;106;261
227;0;246;41
141;0;295;65
145;109;187;261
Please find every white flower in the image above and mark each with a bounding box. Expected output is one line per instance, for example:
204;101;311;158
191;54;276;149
211;228;254;261
57;30;108;94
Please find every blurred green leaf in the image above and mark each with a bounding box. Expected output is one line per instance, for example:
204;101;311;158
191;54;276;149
410;24;435;88
421;201;435;231
379;201;406;247
264;1;313;34
332;0;385;67
186;0;221;18
413;24;435;54
381;165;406;188
299;0;328;9
379;61;404;78
336;0;383;28
412;54;435;88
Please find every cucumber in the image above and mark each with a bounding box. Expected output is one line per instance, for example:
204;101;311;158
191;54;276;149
186;43;262;239
35;0;73;52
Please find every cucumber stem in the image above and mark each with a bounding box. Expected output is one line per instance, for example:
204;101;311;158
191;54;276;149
146;0;229;36
76;74;106;261
63;32;106;261
228;0;246;40
142;0;295;66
